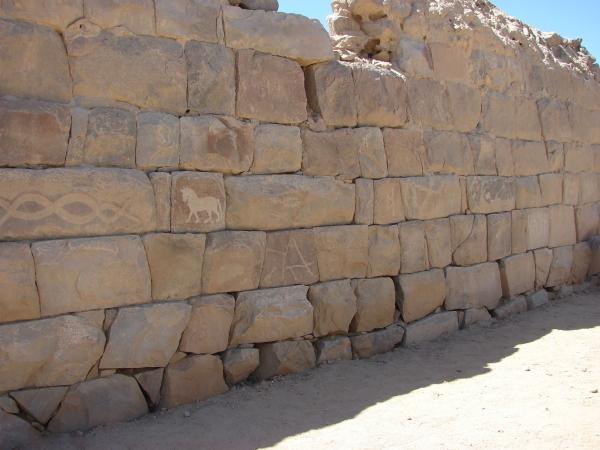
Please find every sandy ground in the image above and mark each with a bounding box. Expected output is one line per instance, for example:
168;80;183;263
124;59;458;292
15;289;600;450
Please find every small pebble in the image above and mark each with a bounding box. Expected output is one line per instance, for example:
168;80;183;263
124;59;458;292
592;389;598;394
184;411;191;417
76;431;84;437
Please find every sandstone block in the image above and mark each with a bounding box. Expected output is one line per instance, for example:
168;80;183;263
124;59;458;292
580;172;600;205
424;131;474;176
462;308;492;328
0;243;39;324
450;215;487;266
406;77;453;130
230;286;312;345
84;0;155;35
575;204;599;242
355;179;374;226
402;311;459;347
83;108;136;167
160;355;228;409
156;0;221;43
315;336;352;364
537;98;572;142
423;219;452;269
568;103;600;144
516;176;543;209
545;68;573;102
512;141;551;176
149;172;171;232
534;248;553;289
548;205;576;248
526;290;549;310
400;176;462;221
314;226;368;281
350;326;405;358
588;236;600;276
398;221;429;274
251;124;303;175
466;176;515;214
373;178;405;225
511;210;527;255
396;269;446;323
0;409;39;446
430;44;468;81
136;112;180;170
225;175;355;231
546;141;565;172
468;134;497;176
301;129;360;180
446;82;481;133
202;231;266;294
355;128;388;179
9;386;68;425
308;280;357;337
539;173;563;206
350;278;395;333
33;236;151;316
571;242;592;284
546;246;574;288
180;295;235;355
0;314;105;392
0;19;71;103
445;263;502;310
487;212;512;261
397;38;433;77
564;143;594;174
499;253;535;298
133;368;164;406
495;137;514;176
0;395;17;414
0;0;83;33
236;49;307;124
249;340;316;381
525;208;550;251
368;225;401;278
492;296;527;320
481;90;515;139
514;97;542;141
222;348;260;385
383;128;427;177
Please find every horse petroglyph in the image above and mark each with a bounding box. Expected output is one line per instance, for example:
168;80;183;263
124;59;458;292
181;187;223;224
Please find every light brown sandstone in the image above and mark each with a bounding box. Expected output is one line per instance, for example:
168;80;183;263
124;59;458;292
424;131;474;176
249;341;316;382
156;0;221;43
516;176;543;209
495;138;514;177
430;44;469;81
514;97;542;141
136;112;179;170
405;77;453;130
399;176;462;221
308;280;357;337
446;82;481;132
355;179;374;226
355;127;388;179
450;215;487;267
315;336;352;364
383;129;427;177
0;0;83;33
481;90;515;139
461;308;492;328
9;386;68;425
350;326;405;358
149;172;171;232
397;38;433;77
133;368;164;406
368;225;401;278
468;134;497;176
65;107;88;167
445;263;502;310
301;129;360;180
546;246;574;288
546;141;565;172
466;176;515;214
492;296;528;320
0;243;39;324
545;68;573;102
0;395;18;414
84;0;155;35
487;212;512;261
0;409;39;446
395;269;446;323
499;253;536;298
424;219;452;269
568;103;600;145
589;236;600;276
563;173;581;205
537;98;572;142
571;75;600;111
83;108;136;167
525;208;550;251
548;205;577;248
402;312;459;347
180;295;234;355
512;141;551;176
533;248;553;289
571;242;592;284
564;143;594;174
575;204;599;242
580;172;600;205
398;221;429;274
539;173;563;206
222;348;260;385
373;178;405;225
350;278;396;333
251;124;303;175
314;226;368;281
511;210;527;255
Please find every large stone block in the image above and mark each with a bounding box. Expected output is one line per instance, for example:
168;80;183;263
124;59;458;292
350;325;405;358
514;97;542;141
461;308;492;328
580;172;600;205
576;203;599;242
546;246;574;288
149;172;171;232
548;205;576;248
301;129;360;180
424;219;452;269
355;179;374;226
568;103;600;145
589;236;600;276
133;369;163;406
84;0;155;35
406;77;453;130
10;386;68;425
83;108;136;167
445;263;502;310
468;134;497;176
251;124;303;175
315;336;352;364
308;280;357;337
450;215;487;266
314;226;368;281
225;175;355;231
0;313;105;392
260;229;319;288
236;49;307;124
446;82;481;133
230;286;312;345
202;231;266;295
32;236;151;316
564;143;594;174
512;141;551;176
525;208;550;251
100;302;191;369
222;348;260;385
223;7;333;65
539;173;563;206
398;221;428;274
156;0;221;43
383;128;427;177
495;137;514;176
492;296;528;320
180;295;234;355
350;278;395;333
67;23;186;115
534;248;553;289
487;212;512;261
512;210;527;254
396;269;446;323
545;68;573;102
430;44;468;81
0;19;71;103
0;99;70;167
537;98;572;142
424;131;474;176
516;176;543;210
249;340;316;381
526;289;550;310
0;0;83;33
368;225;400;278
499;253;535;298
571;242;592;284
402;311;459;347
373;178;405;225
355;127;388;179
0;243;39;323
136;112;179;170
159;355;228;409
546;141;565;172
563;173;580;205
400;176;462;221
481;90;515;139
466;176;516;214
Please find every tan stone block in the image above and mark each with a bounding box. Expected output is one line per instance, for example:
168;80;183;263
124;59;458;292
548;205;577;248
424;219;452;269
445;263;502;310
249;340;316;382
0;314;105;392
471;50;506;89
65;107;88;167
446;82;481;133
67;25;186;115
512;140;551;176
545;68;573;102
397;38;433;77
355;179;374;226
156;0;221;43
563;173;581;205
568;103;600;145
136;112;179;170
572;74;600;111
537;98;572;142
84;0;154;35
373;178;404;225
546;141;565;172
355;128;388;179
450;214;487;266
202;231;265;294
397;221;429;274
0;19;72;103
539;173;563;206
594;145;600;173
305;60;357;128
564;143;594;174
580;172;600;204
468;134;497;176
0;243;39;324
10;386;68;425
222;348;260;385
251;124;302;175
383;129;427;177
430;44;468;81
406;77;453;130
159;355;228;409
133;368;163;406
350;278;395;332
314;225;368;281
424;131;474;176
0;0;83;33
400;176;462;221
512;210;527;255
308;280;357;337
488;212;512;261
180;295;234;355
571;242;592;284
315;336;352;364
149;172;171;232
352;64;407;128
466;176;516;214
499;252;535;298
350;326;405;358
260;229;319;289
492;296;527;319
396;269;446;323
589;236;600;276
525;207;550;251
575;203;599;242
225;175;355;231
462;308;492;328
533;248;553;289
482;90;515;139
236;49;307;124
546;246;573;288
301;129;360;180
402;311;459;347
83;108;136;167
368;225;400;278
460;176;468;214
516;176;543;209
33;236;151;317
495;137;514;177
514;97;542;141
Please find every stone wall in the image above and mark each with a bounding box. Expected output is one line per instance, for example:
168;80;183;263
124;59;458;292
1;0;600;439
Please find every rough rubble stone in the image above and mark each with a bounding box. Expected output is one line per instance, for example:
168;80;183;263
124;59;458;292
355;127;388;179
424;131;474;176
512;141;551;176
487;212;512;261
0;243;39;324
149;172;171;232
512;210;528;255
383;128;427;177
537;98;572;142
575;204;599;242
406;77;453;130
84;0;155;35
350;278;396;333
314;226;368;281
395;269;446;323
136;112;179;170
133;368;164;406
571;242;592;284
445;263;502;310
33;235;151;316
180;295;235;355
301;128;361;180
399;176;462;221
462;308;492;328
249;340;316;381
525;208;550;251
446;82;481;132
9;386;68;425
546;246;574;288
402;311;459;347
222;348;260;385
156;0;221;43
83;108;136;167
526;290;549;310
315;336;352;364
466;176;516;214
251;124;303;175
468;134;498;176
350;326;405;358
424;218;452;269
368;225;401;278
492;296;528;320
499;253;536;298
548;205;576;248
0;409;39;447
534;248;553;289
398;221;429;274
373;178;405;225
450;215;488;267
308;280;357;337
356;179;374;226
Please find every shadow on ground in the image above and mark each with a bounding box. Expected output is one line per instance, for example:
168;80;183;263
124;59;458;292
20;291;600;450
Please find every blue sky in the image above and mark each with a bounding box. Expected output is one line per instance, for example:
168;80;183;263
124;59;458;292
278;0;600;60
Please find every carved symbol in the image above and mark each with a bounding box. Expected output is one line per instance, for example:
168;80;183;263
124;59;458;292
181;188;222;224
0;193;140;226
264;237;317;284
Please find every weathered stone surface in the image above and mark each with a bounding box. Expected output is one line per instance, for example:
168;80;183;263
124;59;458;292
0;409;39;447
0;395;18;414
546;141;565;172
230;286;312;345
446;82;481;132
368;225;400;278
0;243;39;324
350;278;395;333
564;143;594;174
180;295;234;355
576;204;599;242
202;231;266;294
398;221;429;274
149;172;171;232
512;141;551;176
308;280;357;337
571;242;592;284
160;355;228;409
251;124;302;175
462;308;492;328
534;248;553;289
67;24;186;115
133;368;164;406
0;0;83;33
100;302;191;369
383;128;427;177
512;210;527;255
33;236;151;316
516;176;543;209
563;173;581;205
499;253;535;298
495;138;514;177
224;7;332;65
0;314;105;392
445;263;502;310
350;326;405;358
537;98;572;142
236;49;307;124
10;386;68;425
396;269;446;323
83;108;136;167
301;129;360;180
487;213;512;261
171;172;226;233
402;311;459;347
568;103;600;145
222;348;260;385
466;176;515;214
588;236;600;276
450;215;487;266
546;246;574;288
525;208;550;251
355;127;388;179
352;64;407;128
315;336;352;363
514;97;542;141
136;112;179;170
156;0;221;43
65;107;87;167
481;90;515;139
492;296;527;320
406;77;453;130
397;38;433;76
526;290;549;310
0;19;72;103
468;134;497;176
355;179;374;226
539;173;563;206
580;172;600;205
373;178;405;225
545;68;573;102
225;175;355;231
548;205;576;248
142;233;205;301
423;219;452;269
249;340;316;381
84;0;155;35
430;44;469;81
305;60;357;128
400;176;462;221
424;131;474;176
314;226;368;281
0;99;70;167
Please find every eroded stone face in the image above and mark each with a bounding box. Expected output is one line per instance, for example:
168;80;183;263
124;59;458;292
445;263;502;310
406;77;453;130
249;340;316;381
136;112;180;170
400;176;462;221
525;208;550;251
534;248;553;289
314;225;369;281
468;134;497;176
383;129;427;177
571;242;592;284
180;295;235;355
84;0;155;35
446;82;481;133
487;212;512;261
537;98;572;143
424;131;474;176
466;176;516;214
308;280;357;337
499;253;536;298
149;172;171;232
0;243;39;324
424;218;452;269
368;225;400;278
251;124;303;175
156;0;221;43
396;269;446;323
399;221;429;274
450;215;487;267
350;326;405;359
222;348;260;385
402;311;459;347
0;0;83;33
546;246;574;288
10;386;68;425
512;141;551;176
301;129;360;180
548;205;576;248
350;278;395;333
83;108;137;168
373;178;405;225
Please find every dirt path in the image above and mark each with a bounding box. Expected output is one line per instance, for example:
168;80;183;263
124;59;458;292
22;290;600;450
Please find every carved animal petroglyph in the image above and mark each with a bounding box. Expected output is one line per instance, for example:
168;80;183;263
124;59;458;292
181;187;223;224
